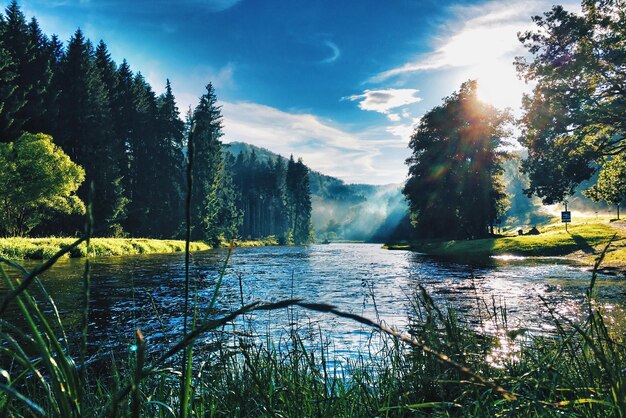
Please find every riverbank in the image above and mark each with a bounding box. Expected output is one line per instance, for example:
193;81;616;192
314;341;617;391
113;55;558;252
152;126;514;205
386;220;626;270
0;236;279;260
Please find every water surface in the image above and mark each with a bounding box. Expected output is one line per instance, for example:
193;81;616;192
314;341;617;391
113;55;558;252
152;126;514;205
2;244;624;360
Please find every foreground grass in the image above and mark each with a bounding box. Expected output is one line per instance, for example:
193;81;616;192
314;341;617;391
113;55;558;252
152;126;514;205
388;220;626;268
1;258;624;417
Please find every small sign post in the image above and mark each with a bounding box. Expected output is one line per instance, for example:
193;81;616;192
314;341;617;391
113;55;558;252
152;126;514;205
561;202;571;232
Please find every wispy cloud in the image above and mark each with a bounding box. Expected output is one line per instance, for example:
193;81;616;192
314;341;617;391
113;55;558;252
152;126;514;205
370;0;580;83
345;88;421;116
220;101;407;184
200;0;243;12
369;0;580;112
320;40;340;64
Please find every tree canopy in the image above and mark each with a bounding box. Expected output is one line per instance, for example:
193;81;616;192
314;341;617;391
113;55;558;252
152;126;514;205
403;80;511;239
516;0;626;204
583;154;626;219
0;132;85;236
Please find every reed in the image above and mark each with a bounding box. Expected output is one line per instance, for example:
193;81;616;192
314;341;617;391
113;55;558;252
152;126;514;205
0;214;625;416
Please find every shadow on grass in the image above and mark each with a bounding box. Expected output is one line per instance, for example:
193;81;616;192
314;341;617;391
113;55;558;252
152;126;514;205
570;233;595;255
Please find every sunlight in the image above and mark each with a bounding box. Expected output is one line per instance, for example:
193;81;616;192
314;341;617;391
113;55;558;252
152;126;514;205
435;21;530;112
472;59;528;112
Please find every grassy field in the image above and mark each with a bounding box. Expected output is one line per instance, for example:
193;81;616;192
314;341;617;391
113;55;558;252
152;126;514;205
387;219;626;269
0;236;285;260
0;237;212;260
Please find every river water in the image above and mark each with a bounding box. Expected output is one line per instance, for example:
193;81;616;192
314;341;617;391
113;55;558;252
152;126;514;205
2;243;625;361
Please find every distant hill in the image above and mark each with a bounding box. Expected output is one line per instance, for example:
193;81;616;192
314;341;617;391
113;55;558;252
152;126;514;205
224;142;408;242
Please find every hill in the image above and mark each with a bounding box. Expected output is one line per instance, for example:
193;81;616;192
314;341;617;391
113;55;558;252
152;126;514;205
224;142;408;242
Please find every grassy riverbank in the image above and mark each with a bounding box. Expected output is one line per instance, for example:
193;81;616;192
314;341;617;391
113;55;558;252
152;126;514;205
386;220;626;268
0;236;280;260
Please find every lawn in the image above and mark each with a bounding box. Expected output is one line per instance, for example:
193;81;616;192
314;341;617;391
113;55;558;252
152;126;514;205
390;220;626;268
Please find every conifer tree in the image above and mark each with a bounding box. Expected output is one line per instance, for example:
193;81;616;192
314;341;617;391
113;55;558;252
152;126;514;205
0;1;29;140
124;72;159;235
93;40;127;235
190;83;228;242
55;29;120;233
286;156;313;244
152;79;185;237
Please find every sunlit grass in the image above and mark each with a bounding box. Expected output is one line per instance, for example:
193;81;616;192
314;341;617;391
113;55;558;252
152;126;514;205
0;237;211;260
394;220;626;266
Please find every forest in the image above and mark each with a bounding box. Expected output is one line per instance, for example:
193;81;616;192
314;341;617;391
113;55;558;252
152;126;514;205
1;0;626;417
0;1;313;244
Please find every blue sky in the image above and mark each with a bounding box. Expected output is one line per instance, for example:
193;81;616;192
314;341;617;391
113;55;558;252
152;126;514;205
18;0;579;184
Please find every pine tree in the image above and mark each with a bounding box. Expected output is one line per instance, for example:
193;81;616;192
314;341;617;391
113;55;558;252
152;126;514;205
152;79;186;237
93;40;127;235
286;156;313;244
0;1;29;140
190;83;227;242
55;29;119;233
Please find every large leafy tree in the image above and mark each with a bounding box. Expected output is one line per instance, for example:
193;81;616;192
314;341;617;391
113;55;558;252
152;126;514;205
0;133;85;237
516;0;626;204
403;80;510;239
583;154;626;219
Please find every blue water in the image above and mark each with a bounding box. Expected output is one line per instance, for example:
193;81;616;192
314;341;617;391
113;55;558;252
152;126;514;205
2;244;624;361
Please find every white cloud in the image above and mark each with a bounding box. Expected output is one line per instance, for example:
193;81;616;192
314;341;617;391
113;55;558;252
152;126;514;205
386;117;421;141
220;101;408;184
369;0;580;112
320;40;341;64
370;2;534;82
346;88;421;115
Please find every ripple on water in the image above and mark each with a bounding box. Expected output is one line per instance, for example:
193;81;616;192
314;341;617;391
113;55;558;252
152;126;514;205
1;243;621;361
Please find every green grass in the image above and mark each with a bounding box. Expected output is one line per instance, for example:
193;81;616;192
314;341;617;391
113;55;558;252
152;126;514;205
0;236;284;260
0;237;212;260
389;220;626;267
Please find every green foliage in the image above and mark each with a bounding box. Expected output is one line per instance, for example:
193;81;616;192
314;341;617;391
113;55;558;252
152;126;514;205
0;132;85;236
286;155;314;244
584;154;626;219
403;80;511;239
517;0;626;204
231;149;289;241
184;83;244;244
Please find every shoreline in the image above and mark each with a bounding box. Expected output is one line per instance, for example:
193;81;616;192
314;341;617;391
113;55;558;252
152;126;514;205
385;220;626;273
0;236;279;260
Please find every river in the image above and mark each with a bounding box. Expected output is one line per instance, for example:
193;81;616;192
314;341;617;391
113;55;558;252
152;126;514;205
2;243;625;362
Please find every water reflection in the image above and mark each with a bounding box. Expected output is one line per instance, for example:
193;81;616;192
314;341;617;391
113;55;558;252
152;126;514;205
1;244;623;361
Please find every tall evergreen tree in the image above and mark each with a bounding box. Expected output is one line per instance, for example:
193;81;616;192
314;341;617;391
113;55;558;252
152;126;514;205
55;29;120;233
152;79;185;237
0;1;29;140
286;156;313;244
93;40;127;235
190;83;228;242
124;72;160;236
